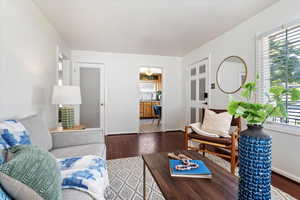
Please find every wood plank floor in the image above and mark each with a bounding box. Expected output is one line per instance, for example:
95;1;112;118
105;131;300;199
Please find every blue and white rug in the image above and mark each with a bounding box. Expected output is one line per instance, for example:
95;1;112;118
105;155;296;200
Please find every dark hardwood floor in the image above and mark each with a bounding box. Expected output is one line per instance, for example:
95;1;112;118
105;131;300;199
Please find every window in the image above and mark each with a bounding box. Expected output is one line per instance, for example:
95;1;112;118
257;22;300;127
139;82;156;92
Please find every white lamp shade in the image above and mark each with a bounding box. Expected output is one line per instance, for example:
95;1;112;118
52;85;82;105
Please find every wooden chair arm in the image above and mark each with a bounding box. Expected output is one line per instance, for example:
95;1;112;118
185;125;192;130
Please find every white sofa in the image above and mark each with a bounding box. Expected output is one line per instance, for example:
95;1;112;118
20;115;106;200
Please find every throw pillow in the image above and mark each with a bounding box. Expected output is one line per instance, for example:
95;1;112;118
0;137;8;164
0;186;11;200
201;109;232;137
0;145;62;200
0;120;31;147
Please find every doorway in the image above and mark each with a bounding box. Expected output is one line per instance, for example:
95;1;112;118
73;63;105;131
139;67;163;133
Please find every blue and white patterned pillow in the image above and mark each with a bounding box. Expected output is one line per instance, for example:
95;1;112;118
0;134;8;165
0;120;31;147
0;186;11;200
58;155;109;199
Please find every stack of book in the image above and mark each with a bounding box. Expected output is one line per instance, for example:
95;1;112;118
169;160;212;179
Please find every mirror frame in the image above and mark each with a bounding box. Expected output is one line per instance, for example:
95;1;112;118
216;56;248;94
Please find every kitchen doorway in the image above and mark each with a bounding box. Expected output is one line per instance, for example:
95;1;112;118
139;67;163;133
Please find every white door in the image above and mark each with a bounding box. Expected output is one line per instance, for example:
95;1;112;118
188;58;209;124
73;63;105;131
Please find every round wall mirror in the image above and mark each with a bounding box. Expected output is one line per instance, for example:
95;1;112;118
216;56;248;94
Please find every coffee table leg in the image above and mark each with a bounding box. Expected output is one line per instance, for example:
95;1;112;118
143;161;146;200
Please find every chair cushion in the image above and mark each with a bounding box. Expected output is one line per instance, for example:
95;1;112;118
19;115;53;151
189;132;232;146
190;122;220;138
50;144;106;159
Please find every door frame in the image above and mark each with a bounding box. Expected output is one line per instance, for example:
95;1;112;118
186;54;211;125
72;62;106;132
138;66;166;133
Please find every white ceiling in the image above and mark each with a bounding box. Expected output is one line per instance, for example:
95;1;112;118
34;0;278;57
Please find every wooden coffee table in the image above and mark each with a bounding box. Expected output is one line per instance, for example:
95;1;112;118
142;150;238;200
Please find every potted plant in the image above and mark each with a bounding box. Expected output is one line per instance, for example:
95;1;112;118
227;79;300;200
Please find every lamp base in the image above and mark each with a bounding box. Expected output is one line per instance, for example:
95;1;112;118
59;107;75;129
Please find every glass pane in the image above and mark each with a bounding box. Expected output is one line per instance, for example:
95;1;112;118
190;107;196;123
199;65;206;74
191;80;196;101
140;82;156;92
191;68;196;76
80;68;100;128
264;24;300;126
199;78;205;101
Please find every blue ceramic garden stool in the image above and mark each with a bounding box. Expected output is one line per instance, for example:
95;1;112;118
238;125;272;200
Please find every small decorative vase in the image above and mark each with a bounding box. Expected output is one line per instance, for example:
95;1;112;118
238;125;272;200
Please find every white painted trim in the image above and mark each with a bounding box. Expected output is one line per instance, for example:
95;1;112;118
106;131;138;135
107;129;183;135
272;167;300;184
51;128;102;134
165;128;184;132
138;65;166;133
207;54;212;108
186;54;211;124
72;62;106;133
256;17;300;39
264;122;300;137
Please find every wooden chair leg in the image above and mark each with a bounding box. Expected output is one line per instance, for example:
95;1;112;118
184;126;189;150
230;156;236;175
230;133;237;175
202;144;206;156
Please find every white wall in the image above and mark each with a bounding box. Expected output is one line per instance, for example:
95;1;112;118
183;0;300;182
0;0;69;128
72;51;183;134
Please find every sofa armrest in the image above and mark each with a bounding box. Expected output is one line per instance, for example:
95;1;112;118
51;129;105;149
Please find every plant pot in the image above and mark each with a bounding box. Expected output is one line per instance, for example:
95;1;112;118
238;125;272;200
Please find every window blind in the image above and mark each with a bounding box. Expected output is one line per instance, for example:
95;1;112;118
257;23;300;126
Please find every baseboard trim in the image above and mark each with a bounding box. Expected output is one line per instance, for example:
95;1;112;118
272;167;300;184
165;129;184;133
106;129;183;136
106;132;138;136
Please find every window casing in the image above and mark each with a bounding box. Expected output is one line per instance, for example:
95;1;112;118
257;22;300;127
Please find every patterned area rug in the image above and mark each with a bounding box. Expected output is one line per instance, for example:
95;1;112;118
105;155;296;200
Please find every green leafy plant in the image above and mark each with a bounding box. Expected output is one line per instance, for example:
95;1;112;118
228;79;300;125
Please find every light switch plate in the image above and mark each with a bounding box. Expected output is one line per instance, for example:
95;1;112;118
211;83;216;89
